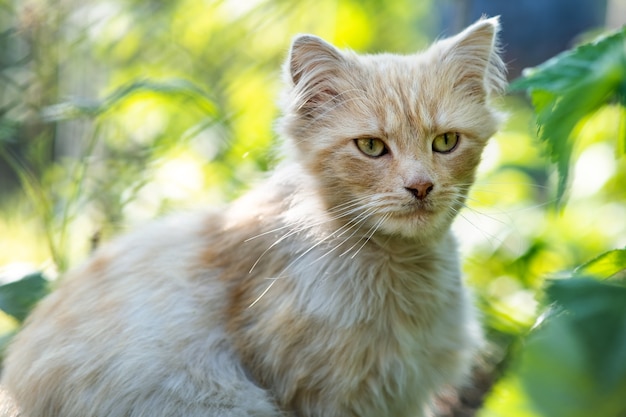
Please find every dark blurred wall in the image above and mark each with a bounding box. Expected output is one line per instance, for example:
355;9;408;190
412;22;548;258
437;0;609;78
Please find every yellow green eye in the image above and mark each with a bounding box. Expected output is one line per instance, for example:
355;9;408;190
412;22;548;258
432;132;459;153
355;137;387;157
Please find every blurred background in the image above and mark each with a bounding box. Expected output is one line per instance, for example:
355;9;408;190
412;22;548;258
1;0;625;415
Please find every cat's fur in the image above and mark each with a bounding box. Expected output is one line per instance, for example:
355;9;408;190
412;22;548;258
1;18;506;417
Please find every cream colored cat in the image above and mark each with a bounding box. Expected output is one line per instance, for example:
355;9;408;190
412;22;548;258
1;17;506;417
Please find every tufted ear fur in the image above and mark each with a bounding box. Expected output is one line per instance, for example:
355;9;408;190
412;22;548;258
432;17;507;101
285;35;349;114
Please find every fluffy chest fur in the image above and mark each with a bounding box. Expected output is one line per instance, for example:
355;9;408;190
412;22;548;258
198;172;480;417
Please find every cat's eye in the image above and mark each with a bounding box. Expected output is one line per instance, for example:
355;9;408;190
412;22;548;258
355;137;387;157
432;132;459;153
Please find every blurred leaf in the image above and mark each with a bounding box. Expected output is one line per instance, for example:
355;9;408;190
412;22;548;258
478;374;541;417
510;27;626;206
518;278;626;417
0;272;49;322
574;248;626;279
42;78;218;121
0;117;18;144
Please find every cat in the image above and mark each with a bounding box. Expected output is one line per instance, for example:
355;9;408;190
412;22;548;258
1;17;506;417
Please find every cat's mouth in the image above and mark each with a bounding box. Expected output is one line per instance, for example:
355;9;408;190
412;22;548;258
379;202;446;239
404;199;436;213
394;201;437;220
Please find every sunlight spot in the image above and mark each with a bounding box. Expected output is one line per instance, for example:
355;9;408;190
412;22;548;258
222;0;264;19
154;153;205;200
0;263;38;285
478;137;501;174
571;143;616;199
122;152;206;223
503;289;538;324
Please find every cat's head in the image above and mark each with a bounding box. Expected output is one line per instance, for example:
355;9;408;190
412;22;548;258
278;17;507;241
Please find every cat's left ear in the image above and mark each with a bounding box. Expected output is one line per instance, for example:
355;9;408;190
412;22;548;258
435;17;507;99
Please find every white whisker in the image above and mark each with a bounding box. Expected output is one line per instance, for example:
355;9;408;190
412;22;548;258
244;195;372;243
452;207;504;248
248;278;279;309
311;207;378;264
247;195;389;305
247;198;375;273
349;213;390;259
271;207;378;279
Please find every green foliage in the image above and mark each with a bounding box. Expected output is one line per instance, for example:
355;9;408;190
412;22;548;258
510;27;626;204
575;248;626;279
518;278;626;417
43;79;219;121
0;78;218;271
501;25;626;417
0;273;49;323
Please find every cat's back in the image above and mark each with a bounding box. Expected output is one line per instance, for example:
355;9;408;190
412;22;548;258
1;212;215;412
0;175;295;417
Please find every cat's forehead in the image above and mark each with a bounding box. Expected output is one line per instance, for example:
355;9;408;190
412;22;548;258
348;52;494;141
351;55;445;136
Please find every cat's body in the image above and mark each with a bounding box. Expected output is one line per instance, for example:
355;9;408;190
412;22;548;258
1;18;506;417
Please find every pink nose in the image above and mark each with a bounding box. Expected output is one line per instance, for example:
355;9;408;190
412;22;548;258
405;182;434;200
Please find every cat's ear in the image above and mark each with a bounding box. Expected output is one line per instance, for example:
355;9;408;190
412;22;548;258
288;35;344;85
435;17;507;99
285;35;346;110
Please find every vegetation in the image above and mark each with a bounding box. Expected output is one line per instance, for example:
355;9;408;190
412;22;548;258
0;0;624;415
489;26;626;417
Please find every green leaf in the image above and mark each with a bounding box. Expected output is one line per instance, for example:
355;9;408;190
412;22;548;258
0;117;19;144
510;27;626;206
619;96;626;156
510;28;626;93
546;279;626;389
518;278;626;417
0;272;49;322
574;248;626;279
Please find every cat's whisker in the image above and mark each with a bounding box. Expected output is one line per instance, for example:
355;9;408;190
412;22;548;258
451;207;505;248
250;199;386;305
247;277;279;309
443;190;513;225
349;213;390;259
448;186;557;224
326;196;379;215
305;194;397;265
247;198;377;273
327;207;377;238
470;181;553;191
336;208;387;259
454;198;513;227
271;207;378;278
245;195;373;243
250;204;382;306
449;196;514;249
310;207;379;264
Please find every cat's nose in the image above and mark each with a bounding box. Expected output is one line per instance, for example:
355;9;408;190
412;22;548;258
405;182;434;200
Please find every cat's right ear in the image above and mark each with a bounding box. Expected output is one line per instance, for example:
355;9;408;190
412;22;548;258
287;35;344;85
285;35;346;110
